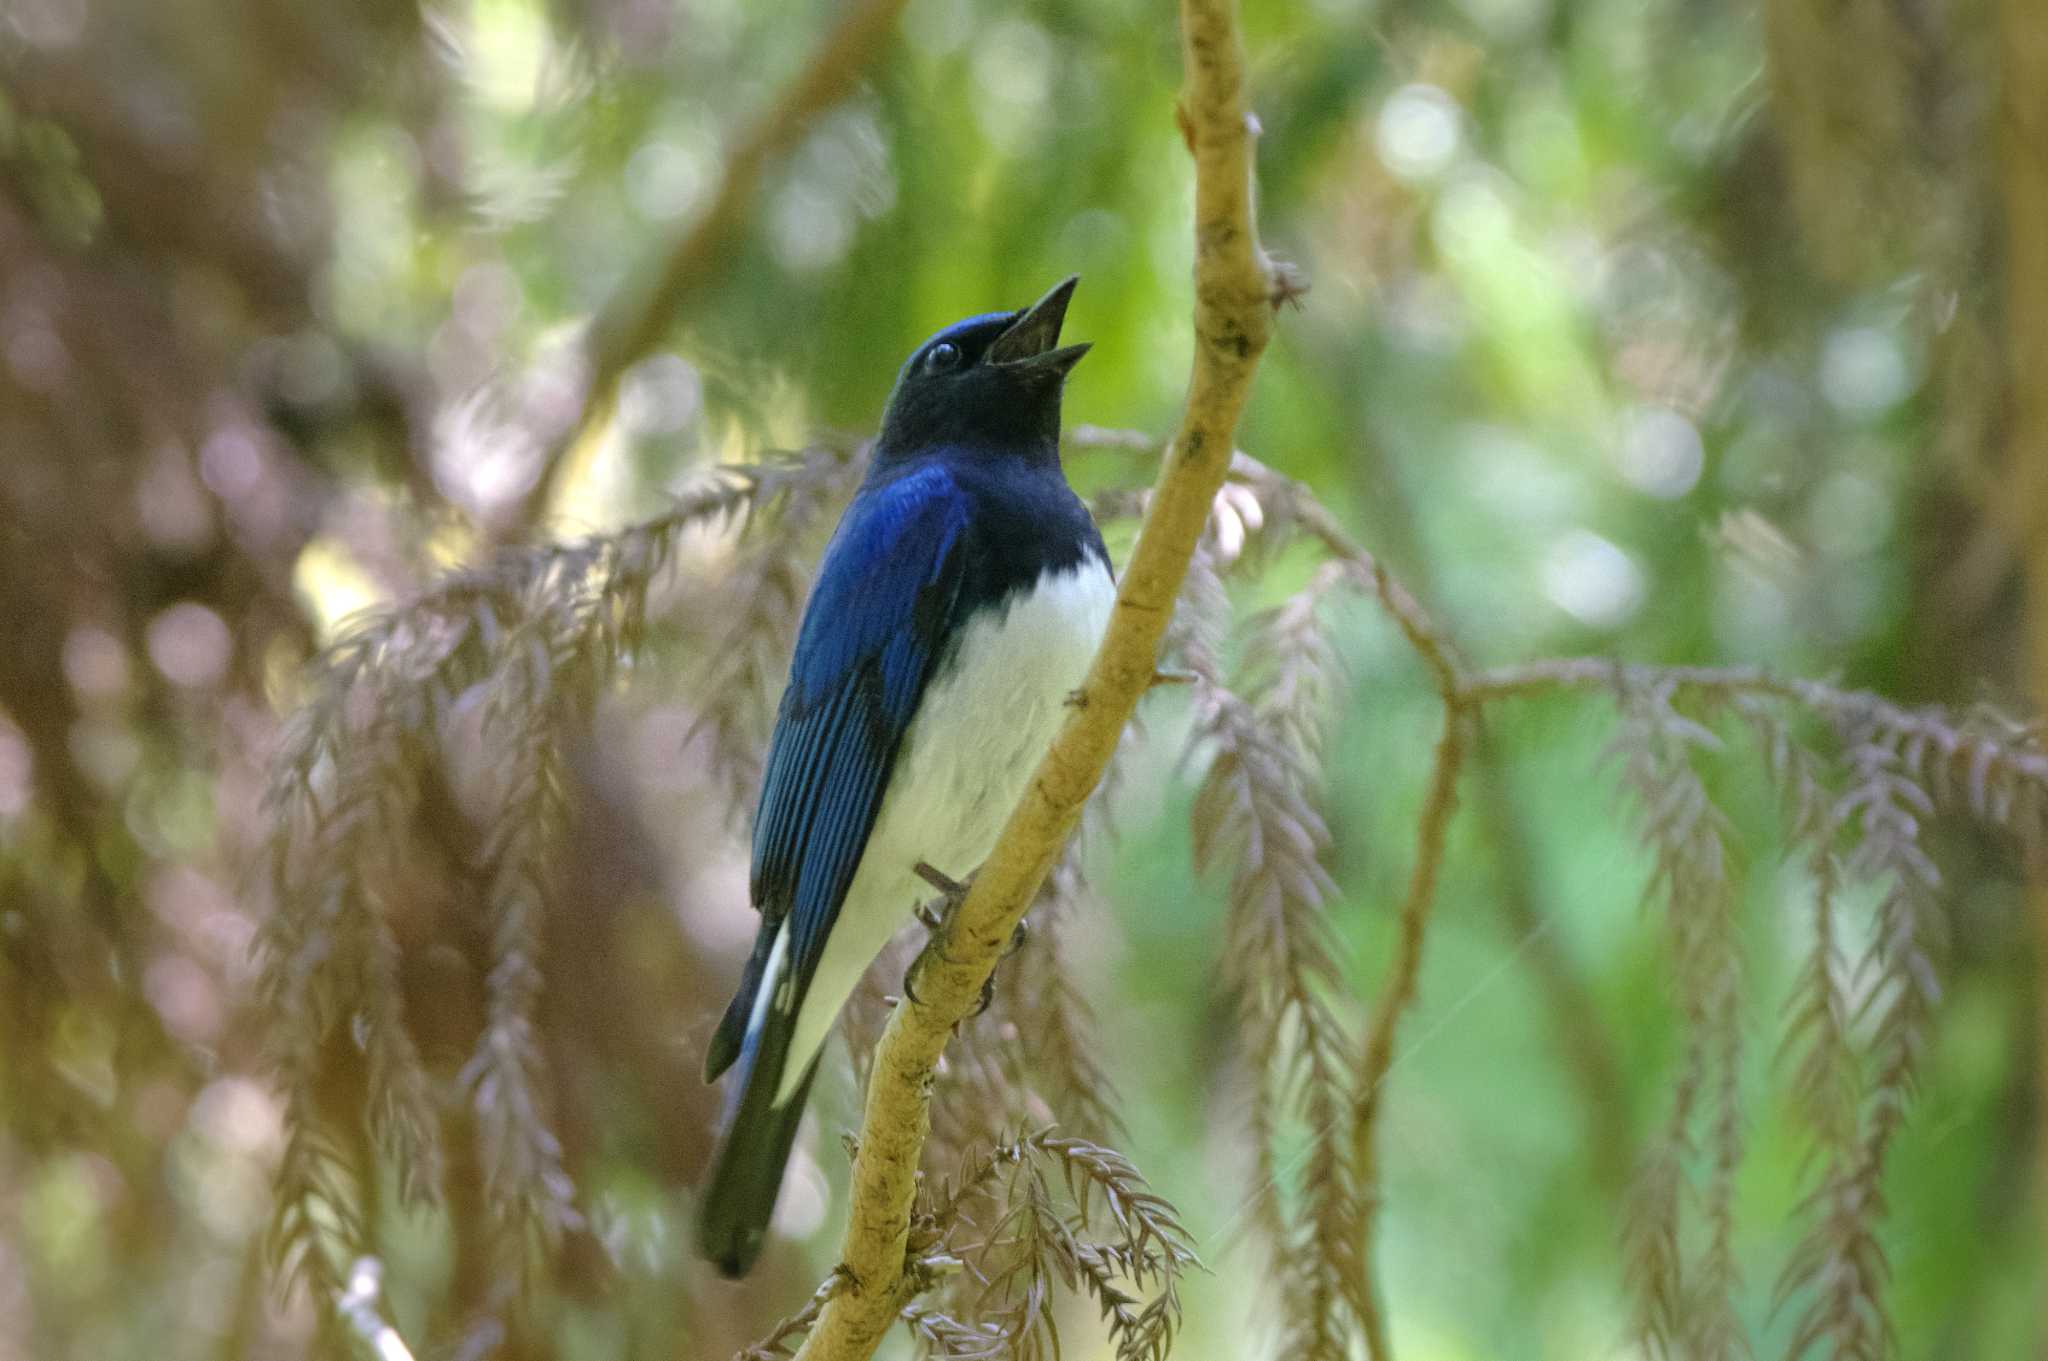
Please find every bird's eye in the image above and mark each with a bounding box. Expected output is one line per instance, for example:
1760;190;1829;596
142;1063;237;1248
924;342;962;374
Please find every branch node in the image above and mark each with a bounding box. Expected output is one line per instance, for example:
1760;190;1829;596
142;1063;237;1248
1268;257;1311;310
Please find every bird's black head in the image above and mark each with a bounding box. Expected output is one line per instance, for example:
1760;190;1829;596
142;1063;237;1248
874;276;1090;463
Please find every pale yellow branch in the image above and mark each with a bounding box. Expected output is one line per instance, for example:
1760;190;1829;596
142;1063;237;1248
786;2;1276;1357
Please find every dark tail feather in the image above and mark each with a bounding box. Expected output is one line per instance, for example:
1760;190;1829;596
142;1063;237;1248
697;982;818;1277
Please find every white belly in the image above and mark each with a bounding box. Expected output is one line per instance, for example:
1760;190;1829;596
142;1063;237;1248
774;559;1115;1101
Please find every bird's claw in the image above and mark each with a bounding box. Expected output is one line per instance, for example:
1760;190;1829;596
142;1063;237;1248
906;860;972;1009
965;919;1029;1022
1268;258;1310;310
903;864;1013;1023
914;860;970;900
912;860;973;943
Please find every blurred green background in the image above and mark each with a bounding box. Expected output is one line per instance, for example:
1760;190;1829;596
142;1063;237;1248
2;0;2044;1356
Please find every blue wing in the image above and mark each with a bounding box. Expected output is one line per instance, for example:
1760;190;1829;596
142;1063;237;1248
697;463;962;1265
750;462;968;983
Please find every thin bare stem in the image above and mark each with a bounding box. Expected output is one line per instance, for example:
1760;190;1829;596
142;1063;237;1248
736;1273;847;1361
1465;659;2048;829
1349;708;1469;1360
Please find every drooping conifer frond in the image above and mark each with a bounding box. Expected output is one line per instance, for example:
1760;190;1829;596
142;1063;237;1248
1003;843;1125;1146
1188;559;1368;1361
462;609;581;1263
1787;724;1945;1360
256;453;845;1301
1744;711;1887;1361
261;650;445;1298
1608;679;1749;1361
914;817;1128;1189
1456;660;2048;1361
254;418;2048;1361
691;444;866;816
898;1130;1197;1361
903;796;1132;1345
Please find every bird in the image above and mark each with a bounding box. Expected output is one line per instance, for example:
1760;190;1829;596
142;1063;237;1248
696;277;1115;1277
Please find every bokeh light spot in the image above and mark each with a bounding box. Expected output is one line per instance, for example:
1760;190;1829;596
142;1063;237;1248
1616;405;1704;499
620;353;702;436
1376;84;1463;183
1820;324;1912;417
1543;530;1644;628
62;624;130;702
145;603;232;690
971;20;1054;152
1808;470;1891;557
0;721;32;819
626;133;717;224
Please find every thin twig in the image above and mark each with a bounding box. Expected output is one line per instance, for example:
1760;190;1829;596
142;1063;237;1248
1349;707;1469;1360
1081;435;2046;1359
737;1272;848;1361
1465;658;2048;794
786;2;1277;1356
1296;430;1634;1187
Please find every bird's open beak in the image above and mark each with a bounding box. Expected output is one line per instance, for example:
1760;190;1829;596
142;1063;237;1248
987;275;1090;376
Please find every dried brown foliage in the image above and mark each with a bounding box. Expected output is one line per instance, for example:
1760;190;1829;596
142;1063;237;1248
901;1131;1196;1361
730;1130;1193;1361
1187;552;1371;1361
914;814;1127;1183
691;445;866;816
253;415;2048;1361
1609;680;1749;1361
1002;842;1126;1148
256;454;841;1301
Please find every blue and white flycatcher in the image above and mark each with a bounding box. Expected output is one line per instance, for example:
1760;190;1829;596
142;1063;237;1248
697;277;1114;1277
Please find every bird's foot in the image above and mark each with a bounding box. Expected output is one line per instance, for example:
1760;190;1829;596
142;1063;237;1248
1268;257;1311;310
914;860;971;904
905;862;974;1007
1064;686;1088;709
965;917;1028;1020
912;861;971;934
